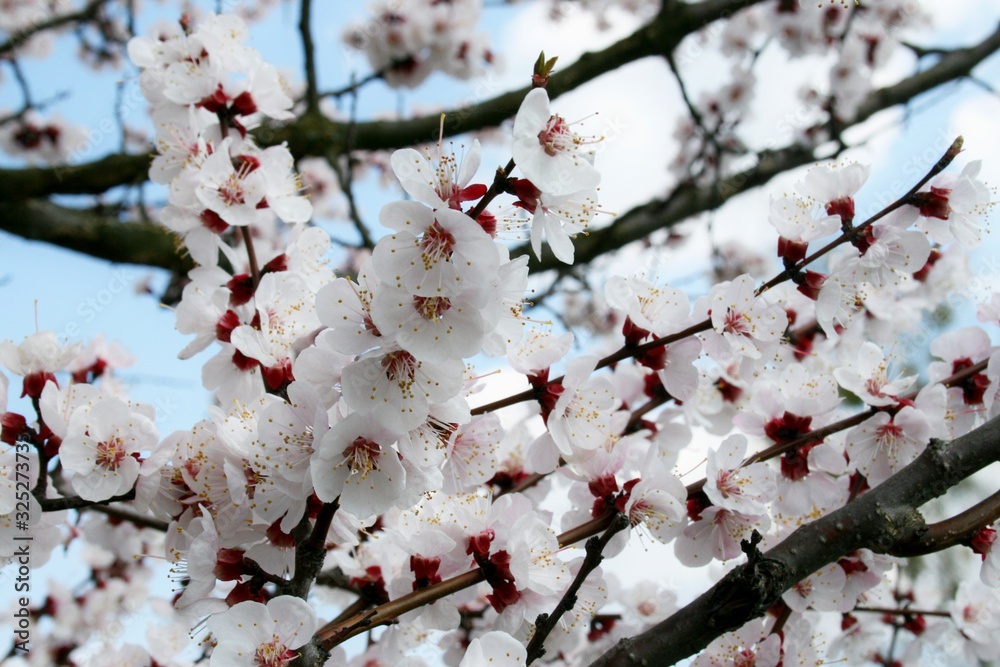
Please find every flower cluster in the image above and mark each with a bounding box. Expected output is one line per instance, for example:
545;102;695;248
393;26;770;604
3;7;1000;667
341;0;494;88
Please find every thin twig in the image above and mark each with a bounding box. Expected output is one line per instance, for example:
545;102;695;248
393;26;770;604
329;78;375;250
525;513;630;664
238;226;261;289
316;513;617;647
890;488;1000;557
853;606;951;618
468;159;515;221
471;137;964;418
317;71;384;100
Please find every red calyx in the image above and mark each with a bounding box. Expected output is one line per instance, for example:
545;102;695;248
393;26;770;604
231;349;259;372
2;413;29;446
486;579;521;613
263;253;288;274
71;358;109;384
511;178;541;214
214;548;246;581
452;183;487;210
778;237;808;264
622;316;651;347
826;196;855;225
467;529;495;559
410;555;442;590
909;187;952;220
231;91;257;116
536;383;565;423
474;208;497;237
200;209;230;234
969;526;997;559
486;466;528;491
788;324;819;361
588;615;617;642
22;371;56;399
225;580;267;606
227;274;255;306
614;478;641;513
780;445;814;481
265;520;296;549
216;309;241;343
764;411;813;444
794;270;827;301
350;565;389;605
913;248;942;282
262;359;295;391
903;614;927;636
638;343;667;371
198;85;230;114
686;491;710;522
950;357;990;405
714;377;743;403
851;226;876;255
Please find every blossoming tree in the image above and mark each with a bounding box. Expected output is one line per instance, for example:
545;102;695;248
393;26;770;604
1;1;1000;666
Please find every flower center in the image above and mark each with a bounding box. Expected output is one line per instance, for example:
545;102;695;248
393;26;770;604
864;368;888;398
96;437;127;471
413;295;452;322
537;115;573;156
253;639;297;667
219;175;247;206
723;308;752;336
876;419;903;450
420;220;456;266
734;647;758;667
715;469;743;498
346;436;381;478
383;349;417;379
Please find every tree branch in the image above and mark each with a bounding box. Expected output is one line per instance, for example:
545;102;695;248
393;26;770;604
315;513;616;648
38;489;135;511
298;0;319;113
0;0;107;57
0;152;150;202
0;199;192;273
0;9;995;304
526;513;630;664
0;0;767;205
587;416;1000;667
518;22;1000;272
890;488;1000;558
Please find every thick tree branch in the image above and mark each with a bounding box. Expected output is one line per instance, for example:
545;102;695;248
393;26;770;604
0;152;150;202
0;199;192;273
587;416;1000;667
284;500;339;599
